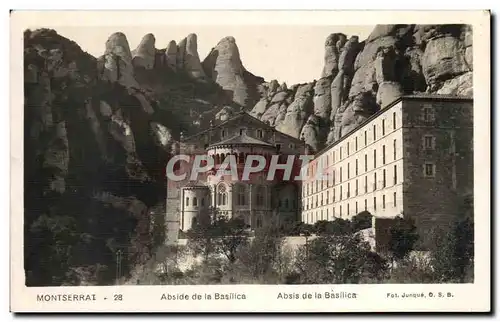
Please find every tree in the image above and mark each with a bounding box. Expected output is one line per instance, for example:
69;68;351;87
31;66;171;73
388;216;419;262
430;216;474;282
351;211;373;232
212;215;248;263
311;218;353;236
186;208;248;263
237;220;283;279
293;233;388;284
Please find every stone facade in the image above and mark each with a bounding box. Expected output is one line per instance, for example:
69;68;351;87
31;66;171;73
166;112;306;235
301;94;473;246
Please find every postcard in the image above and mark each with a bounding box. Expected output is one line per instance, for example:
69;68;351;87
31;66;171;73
10;10;491;313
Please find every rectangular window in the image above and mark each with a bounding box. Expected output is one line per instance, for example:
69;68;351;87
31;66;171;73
326;190;329;203
333;188;336;202
393;192;397;206
340;167;343;182
374;172;377;191
340;147;342;160
347;142;350;156
347;183;350;198
356;179;358;196
373;125;377;141
340;205;342;218
383;195;386;209
348;163;350;179
394;165;397;185
423;107;434;122
333;151;335;163
393;139;397;160
382;119;385;136
374;197;377;211
333;171;336;185
347;203;350;216
393;112;396;130
340;185;343;200
365;176;368;194
424;135;434;149
364;199;367;211
383;169;386;187
355;201;358;214
321;193;323;206
424;163;435;177
356;159;359;176
355;137;358;151
365;154;368;172
373;149;377;168
382;145;386;164
364;130;367;146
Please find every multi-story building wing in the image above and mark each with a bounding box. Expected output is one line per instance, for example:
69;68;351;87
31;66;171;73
301;94;473;242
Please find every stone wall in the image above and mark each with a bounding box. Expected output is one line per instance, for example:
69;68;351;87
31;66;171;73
402;97;473;247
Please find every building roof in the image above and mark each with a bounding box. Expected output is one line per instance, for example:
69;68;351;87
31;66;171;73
402;93;473;101
184;111;304;144
207;132;275;149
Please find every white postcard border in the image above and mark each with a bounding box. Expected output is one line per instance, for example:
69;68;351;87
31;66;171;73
10;10;491;313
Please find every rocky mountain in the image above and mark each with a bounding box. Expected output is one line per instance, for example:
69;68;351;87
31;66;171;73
250;24;473;151
23;24;472;286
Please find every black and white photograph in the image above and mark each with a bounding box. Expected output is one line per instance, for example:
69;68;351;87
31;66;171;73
10;10;491;313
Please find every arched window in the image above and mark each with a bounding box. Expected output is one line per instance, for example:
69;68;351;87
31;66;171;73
185;197;189;206
217;184;227;206
193;197;198;206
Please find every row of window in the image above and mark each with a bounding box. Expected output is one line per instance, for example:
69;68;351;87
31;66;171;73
308;138;400;180
304;143;400;197
308;107;436;170
313;112;399;169
186;185;268;208
302;165;399;209
219;128;296;149
185;196;206;207
303;192;398;223
221;128;265;139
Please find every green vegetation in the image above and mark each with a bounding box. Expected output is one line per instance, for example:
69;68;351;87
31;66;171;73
131;206;474;285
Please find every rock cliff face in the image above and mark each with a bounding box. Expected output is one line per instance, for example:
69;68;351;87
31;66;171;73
250;24;473;150
24;24;472;286
202;36;264;108
23;29;236;286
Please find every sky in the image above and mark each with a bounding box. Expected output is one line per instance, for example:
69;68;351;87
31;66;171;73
37;25;374;85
